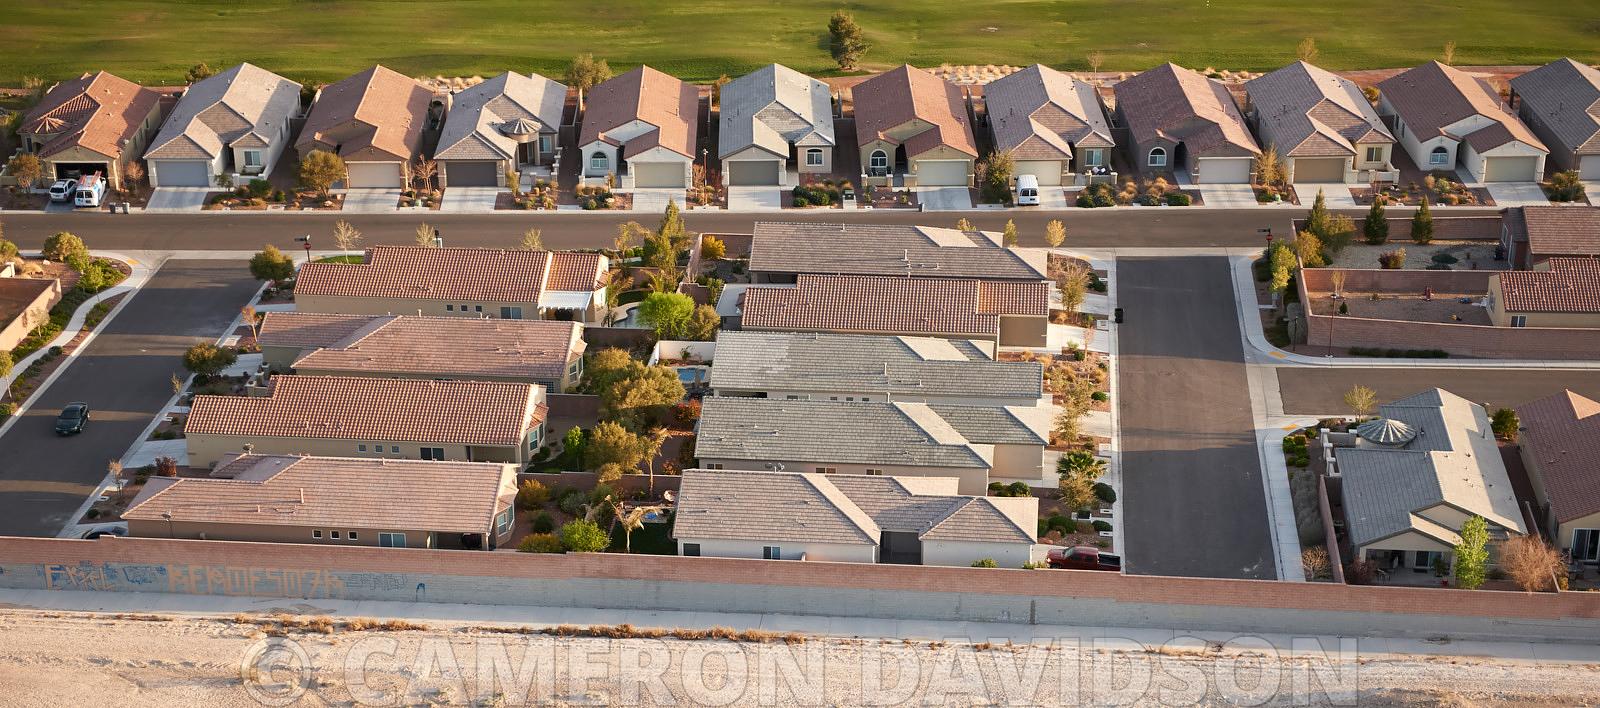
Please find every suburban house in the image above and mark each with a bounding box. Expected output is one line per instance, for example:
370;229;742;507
143;63;302;187
433;71;566;187
1376;62;1548;183
694;396;1051;494
257;312;585;391
0;276;63;351
983;63;1115;186
852;65;978;187
184;375;548;468
294;65;435;188
1509;58;1600;179
1487;257;1600;328
1325;388;1527;579
1243;61;1396;184
294;245;609;324
1112;63;1260;183
746;221;1048;283
576;65;699;188
1500;206;1600;270
672;469;1039;566
1515;390;1600;566
123;454;517;550
17;71;168;189
708;330;1046;407
717;63;836;186
738;274;1050;348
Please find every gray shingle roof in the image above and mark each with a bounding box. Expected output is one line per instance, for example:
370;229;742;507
434;72;567;161
707;331;1042;401
748;222;1048;280
1509;58;1600;157
925;404;1048;444
718;64;834;159
146;63;301;160
1377;62;1545;153
985;64;1114;160
694;397;991;469
1244;61;1393;158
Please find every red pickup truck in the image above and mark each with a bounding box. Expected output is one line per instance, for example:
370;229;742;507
1046;546;1122;571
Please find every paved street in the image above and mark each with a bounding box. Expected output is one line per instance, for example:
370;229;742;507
0;260;260;536
1116;256;1276;580
1277;367;1600;414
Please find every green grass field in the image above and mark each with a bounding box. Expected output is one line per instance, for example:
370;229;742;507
1;1;1596;86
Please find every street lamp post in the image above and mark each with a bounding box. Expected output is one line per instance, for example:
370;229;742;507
295;235;312;266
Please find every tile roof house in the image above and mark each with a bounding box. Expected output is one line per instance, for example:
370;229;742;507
294;65;436;188
1328;388;1527;577
1515;390;1600;563
708;330;1046;406
1244;61;1396;184
1112;63;1260;183
738;274;1050;348
257;312;586;391
144;63;302;188
1500;206;1600;269
852;65;978;187
124;454;517;550
294;245;610;324
434;71;567;188
1377;62;1548;183
1488;257;1600;328
693;396;1051;494
718;64;835;187
576;65;699;188
1509;58;1600;180
672;469;1039;566
18;71;170;190
747;221;1048;283
184;375;548;468
984;64;1115;187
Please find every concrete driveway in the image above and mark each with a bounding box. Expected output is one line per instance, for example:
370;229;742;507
727;186;783;211
916;186;973;211
1196;183;1256;208
439;186;502;213
145;188;210;212
341;189;402;213
1294;183;1357;208
631;188;683;214
1486;182;1553;207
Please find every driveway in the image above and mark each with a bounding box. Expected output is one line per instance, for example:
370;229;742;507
439;186;502;213
1486;182;1553;208
0;259;261;536
632;188;683;214
727;186;783;211
1196;183;1256;208
1294;183;1357;208
341;189;402;213
145;188;211;212
916;186;973;211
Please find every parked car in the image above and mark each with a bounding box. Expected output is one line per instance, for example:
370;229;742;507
48;179;78;202
74;173;106;208
79;523;127;539
54;402;90;435
1046;546;1122;571
1014;174;1040;206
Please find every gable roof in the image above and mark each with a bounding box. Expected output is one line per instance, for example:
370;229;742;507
985;64;1115;161
1377;62;1546;154
145;63;301;160
578;65;699;159
1509;58;1600;157
1515;390;1600;523
256;312;381;349
1113;63;1260;158
294;246;607;303
1497;257;1600;313
852;65;977;158
186;375;544;447
1245;61;1393;158
21;71;164;160
259;312;583;382
434;72;567;161
718;63;835;159
748;222;1048;280
296;65;433;162
1517;206;1600;257
739;274;1048;339
694;396;994;469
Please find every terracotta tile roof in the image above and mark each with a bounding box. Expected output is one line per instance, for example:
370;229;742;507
985;64;1115;160
577;65;699;158
1244;61;1393;158
852;65;978;158
294;246;606;303
749;222;1047;280
296;65;434;162
21;71;163;160
1113;63;1260;158
1377;62;1545;153
1519;206;1600;257
740;274;1046;338
281;314;582;382
146;63;301;160
186;375;544;447
257;312;377;349
1515;390;1600;523
123;454;514;533
1497;258;1600;313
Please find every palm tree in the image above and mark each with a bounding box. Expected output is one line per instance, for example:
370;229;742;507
606;496;668;553
642;427;670;495
603;275;632;326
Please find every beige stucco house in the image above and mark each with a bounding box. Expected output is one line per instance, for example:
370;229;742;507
1244;61;1396;184
1516;390;1600;566
144;63;302;187
1509;58;1600;180
738;274;1049;348
983;64;1115;186
576;65;698;188
434;71;567;187
295;65;436;188
1377;62;1547;183
717;64;835;186
852;65;978;188
1112;63;1261;183
17;71;169;190
1487;258;1600;328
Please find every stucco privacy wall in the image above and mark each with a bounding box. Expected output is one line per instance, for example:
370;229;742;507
3;538;1599;642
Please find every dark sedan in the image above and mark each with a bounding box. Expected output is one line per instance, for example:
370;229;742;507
54;402;90;435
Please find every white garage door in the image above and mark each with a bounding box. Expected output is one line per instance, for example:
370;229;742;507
916;159;968;186
633;161;685;188
1015;160;1063;186
1293;157;1345;183
347;162;404;188
1197;158;1251;184
445;160;498;187
727;160;780;186
1581;155;1600;181
154;160;211;187
1481;156;1539;183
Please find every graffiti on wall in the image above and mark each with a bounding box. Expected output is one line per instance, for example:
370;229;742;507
38;561;347;599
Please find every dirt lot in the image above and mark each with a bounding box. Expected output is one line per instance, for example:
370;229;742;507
1308;290;1492;326
1326;240;1506;271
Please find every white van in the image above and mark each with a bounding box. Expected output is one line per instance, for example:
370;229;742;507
73;173;105;208
1015;174;1040;206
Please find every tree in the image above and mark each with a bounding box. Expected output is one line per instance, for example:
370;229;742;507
122;161;146;198
954;217;974;231
827;10;869;71
658;200;689;252
1499;535;1564;592
331;219;362;257
6;153;43;189
1344;384;1377;418
614;221;648;257
241;305;260;342
1056;450;1106;482
1491;408;1519;441
586;421;648;471
414;222;437;247
1056;262;1089;313
42;231;87;263
182;342;237;377
607;497;669;553
637;292;696;339
1301;547;1331;580
605;368;685;429
1002;219;1019;248
1330;270;1347;299
1044;220;1067;248
641;229;675;269
685;304;720;341
595;462;626;484
1267;241;1297;296
1057;474;1097;512
0;349;11;379
412;158;438;193
519;227;544;251
1441;40;1456;66
1254;147;1285;187
506;167;522;197
981;151;1016;205
1304;189;1332;237
298;150;346;196
1454;515;1489;589
185;62;215;84
562;426;587;469
700;235;726;260
1294;230;1326;267
1296;37;1319;62
1411;200;1434;244
1086;50;1105;73
559;519;611;553
1362;201;1388;245
565;53;613;105
249;245;295;282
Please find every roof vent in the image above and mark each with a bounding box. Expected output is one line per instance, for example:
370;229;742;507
1356;417;1418;446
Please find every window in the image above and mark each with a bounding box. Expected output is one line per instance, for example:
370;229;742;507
762;546;782;560
816;467;836;474
348;532;358;541
704;463;723;470
460;304;469;312
358;444;367;452
589;152;609;172
869;150;889;176
829;396;838;401
1412;550;1442;572
501;306;523;320
1364;146;1383;163
1574;529;1600;564
421;447;445;461
446;305;455;312
330;531;341;540
1429;146;1449;166
528;427;542;451
1083;149;1104;167
1147;148;1167;167
683;543;701;556
866;469;883;475
1511;315;1527;328
391;446;400;453
806;148;824;166
379;533;406;548
312;530;322;539
495;508;513;535
474;305;483;313
243;150;263;169
539;135;554;155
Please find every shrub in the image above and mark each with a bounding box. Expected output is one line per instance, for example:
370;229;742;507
247;179;272;198
249;245;295;282
557;488;587;516
1491;408;1518;442
1430;252;1458;264
1090;391;1109;403
515;479;550;509
1134;194;1159;207
531;511;554;534
517;533;564;553
970;558;998;568
559;519;611;552
792;196;809;208
1007;481;1030;497
700;235;726;260
0;402;15;421
42;232;88;263
1092;482;1116;503
1377;248;1406;269
154;456;179;477
1165;192;1191;206
1544;170;1585;202
1091;520;1112;532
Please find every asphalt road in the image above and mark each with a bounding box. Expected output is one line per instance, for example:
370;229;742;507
1277;367;1600;415
1116;256;1277;580
0;260;260;536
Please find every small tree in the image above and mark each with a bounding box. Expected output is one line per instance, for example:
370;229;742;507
1086;50;1105;73
1296;37;1319;63
559;519;611;553
122;161;146;198
827;10;870;71
248;245;295;283
241;304;260;342
1499;535;1564;592
1294;231;1326;268
954;217;974;231
506;167;522;197
331;219;362;257
6;153;43;189
298;150;346;196
1454;515;1489;589
658;199;689;251
1441;40;1456;66
185;62;215;84
586;420;649;471
1254;147;1285;187
1330;270;1347;298
1411;200;1433;244
1056;262;1089;313
1344;384;1377;418
700;235;726;260
414;222;437;247
519;228;544;251
1267;241;1298;296
1491;408;1519;442
637;292;696;339
711;74;731;108
614;221;647;257
981;151;1016;204
1002;219;1019;248
1057;474;1096;512
1304;189;1332;237
565;53;614;106
412;158;437;193
1044;219;1067;248
182;342;238;377
42;231;88;263
1301;547;1331;580
607;497;669;553
0;349;12;379
685;304;720;341
1362;201;1388;245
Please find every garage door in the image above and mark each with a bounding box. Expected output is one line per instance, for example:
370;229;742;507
916;159;968;186
1196;158;1251;184
53;162;110;181
347;162;403;188
1482;156;1539;183
1015;160;1063;186
1293;157;1345;183
445;160;498;187
153;160;211;187
1581;155;1600;181
632;161;685;188
727;160;780;186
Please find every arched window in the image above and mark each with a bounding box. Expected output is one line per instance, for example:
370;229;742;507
1147;147;1167;167
806;148;825;167
1428;146;1449;166
869;149;889;175
589;152;609;172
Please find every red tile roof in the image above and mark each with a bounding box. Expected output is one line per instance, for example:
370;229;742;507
1515;390;1600;523
741;274;1046;338
1520;207;1600;257
294;246;606;302
296;65;434;162
281;314;582;382
1497;258;1600;313
852;65;978;158
21;71;163;160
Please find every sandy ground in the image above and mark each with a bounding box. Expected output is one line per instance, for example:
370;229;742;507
1326;241;1506;271
2;610;1599;706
